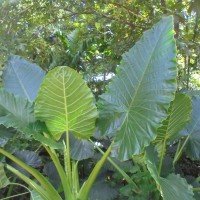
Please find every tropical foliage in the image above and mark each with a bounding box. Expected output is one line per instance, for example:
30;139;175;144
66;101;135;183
0;0;199;93
0;15;200;200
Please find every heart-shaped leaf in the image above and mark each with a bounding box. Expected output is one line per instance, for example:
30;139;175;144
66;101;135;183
35;66;98;140
97;16;177;160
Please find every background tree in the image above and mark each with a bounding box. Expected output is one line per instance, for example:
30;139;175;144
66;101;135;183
0;0;199;93
0;1;200;199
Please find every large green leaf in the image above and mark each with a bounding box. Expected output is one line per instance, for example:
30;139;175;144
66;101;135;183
3;55;45;101
145;147;194;200
179;95;200;159
97;16;177;160
35;66;98;139
154;93;192;157
0;89;62;149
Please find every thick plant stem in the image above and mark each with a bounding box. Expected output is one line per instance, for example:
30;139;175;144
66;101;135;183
77;145;112;200
2;192;29;200
65;131;72;187
173;136;189;166
0;148;61;200
193;188;200;191
89;139;140;193
6;182;30;199
43;145;74;200
6;164;50;200
72;160;79;195
158;139;166;175
6;177;17;197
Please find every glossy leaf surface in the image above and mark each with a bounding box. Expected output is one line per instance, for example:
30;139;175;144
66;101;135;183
98;16;177;160
35;66;98;139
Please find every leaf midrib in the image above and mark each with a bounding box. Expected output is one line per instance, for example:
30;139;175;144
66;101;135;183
12;66;31;101
119;22;169;134
62;70;69;132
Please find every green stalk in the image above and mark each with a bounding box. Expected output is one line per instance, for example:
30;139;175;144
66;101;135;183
193;188;200;191
65;131;72;187
6;164;50;200
77;145;112;200
158;139;167;175
6;177;17;198
173;136;189;166
72;160;80;196
5;182;30;199
89;139;140;193
173;140;181;167
0;148;62;200
43;145;74;200
2;192;30;200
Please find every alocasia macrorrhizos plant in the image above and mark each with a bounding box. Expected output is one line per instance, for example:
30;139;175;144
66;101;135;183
0;16;199;200
97;15;177;160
